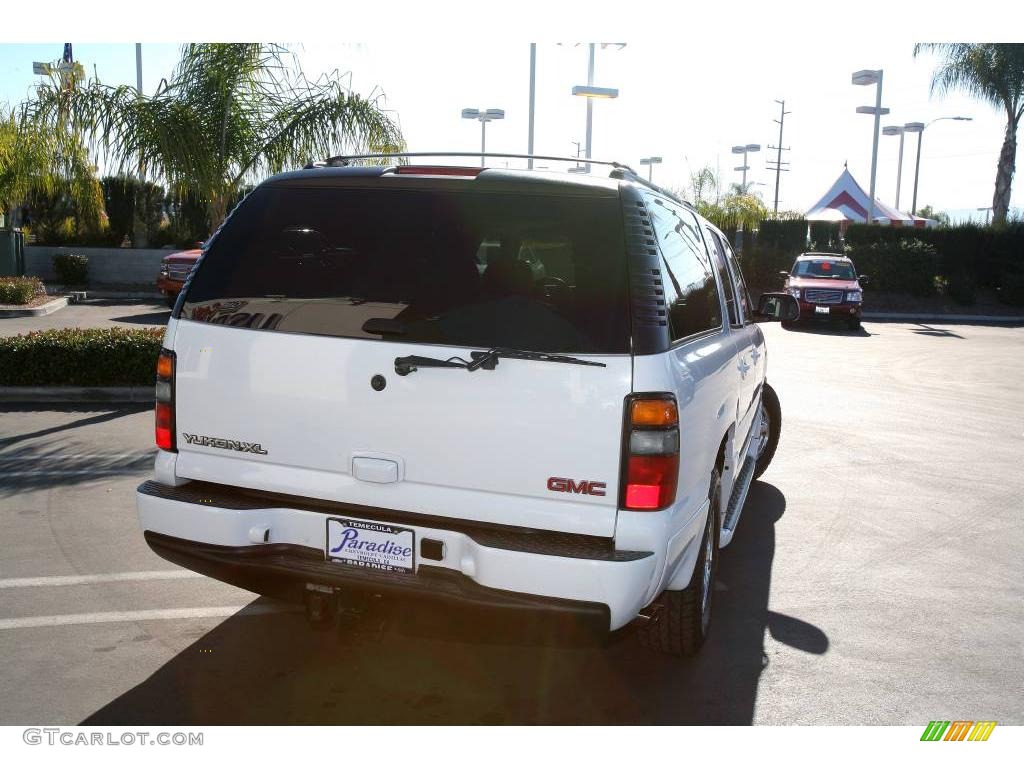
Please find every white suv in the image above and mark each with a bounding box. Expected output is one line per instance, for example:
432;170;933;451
137;156;796;656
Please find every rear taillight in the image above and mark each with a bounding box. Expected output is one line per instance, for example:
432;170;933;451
155;349;176;451
621;395;679;511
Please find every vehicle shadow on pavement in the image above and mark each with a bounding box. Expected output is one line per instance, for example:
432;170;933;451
786;323;872;338
81;482;828;725
109;310;172;326
0;406;153;497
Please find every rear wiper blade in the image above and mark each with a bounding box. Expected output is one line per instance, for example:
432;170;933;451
466;347;607;371
394;355;467;376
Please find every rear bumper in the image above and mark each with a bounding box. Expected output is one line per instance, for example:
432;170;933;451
145;531;610;630
136;480;658;631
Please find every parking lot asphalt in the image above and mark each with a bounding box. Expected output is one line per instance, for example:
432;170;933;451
0;300;170;336
1;320;1022;725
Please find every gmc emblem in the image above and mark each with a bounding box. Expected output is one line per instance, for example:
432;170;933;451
547;477;607;496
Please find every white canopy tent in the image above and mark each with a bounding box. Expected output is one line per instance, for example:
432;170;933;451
806;168;937;228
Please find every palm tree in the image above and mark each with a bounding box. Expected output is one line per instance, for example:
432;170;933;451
0;108;103;235
915;43;1024;225
29;44;404;236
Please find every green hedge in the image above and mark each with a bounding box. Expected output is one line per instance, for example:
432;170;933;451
839;222;1024;303
757;219;808;253
0;327;164;386
847;240;940;297
0;276;45;305
739;245;793;293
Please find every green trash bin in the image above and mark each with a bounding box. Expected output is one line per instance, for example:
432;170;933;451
0;229;26;277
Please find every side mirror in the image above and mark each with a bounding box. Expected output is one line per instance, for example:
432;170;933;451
858;274;870;285
778;270;790;281
754;292;800;323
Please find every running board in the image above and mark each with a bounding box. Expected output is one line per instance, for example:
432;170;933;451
719;453;756;548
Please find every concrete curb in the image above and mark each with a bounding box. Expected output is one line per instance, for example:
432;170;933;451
0;297;69;318
0;386;152;404
46;287;164;300
863;312;1024;324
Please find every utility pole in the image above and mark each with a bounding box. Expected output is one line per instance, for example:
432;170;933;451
584;43;595;173
134;43;148;247
527;44;536;169
766;99;791;213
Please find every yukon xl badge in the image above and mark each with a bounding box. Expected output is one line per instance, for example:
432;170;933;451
183;433;268;455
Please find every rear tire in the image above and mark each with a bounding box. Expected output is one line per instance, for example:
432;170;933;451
781;319;797;330
638;469;721;657
753;383;781;480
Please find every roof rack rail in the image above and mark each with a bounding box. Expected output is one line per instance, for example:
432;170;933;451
319;151;637;173
609;166;694;210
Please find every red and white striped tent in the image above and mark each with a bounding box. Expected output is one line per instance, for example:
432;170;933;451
806;167;936;227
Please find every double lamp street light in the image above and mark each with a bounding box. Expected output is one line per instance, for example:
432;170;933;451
461;108;506;166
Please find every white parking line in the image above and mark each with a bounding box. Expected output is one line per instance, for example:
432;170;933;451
0;603;299;630
0;570;205;589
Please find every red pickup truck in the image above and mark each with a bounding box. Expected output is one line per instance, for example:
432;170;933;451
780;253;868;330
157;248;201;308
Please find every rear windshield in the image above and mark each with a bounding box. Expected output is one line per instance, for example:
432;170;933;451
181;185;630;354
793;259;856;279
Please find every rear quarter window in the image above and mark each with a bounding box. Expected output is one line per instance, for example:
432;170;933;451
181;185;631;354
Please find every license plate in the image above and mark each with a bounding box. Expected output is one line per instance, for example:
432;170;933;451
815;305;830;315
326;518;415;573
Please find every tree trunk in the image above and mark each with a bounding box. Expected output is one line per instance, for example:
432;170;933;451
992;118;1018;226
208;194;228;241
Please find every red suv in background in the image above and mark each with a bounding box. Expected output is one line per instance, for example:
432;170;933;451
156;248;202;308
780;253;868;330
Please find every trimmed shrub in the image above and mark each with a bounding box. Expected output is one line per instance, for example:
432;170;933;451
0;327;164;386
847;239;940;297
0;276;45;305
53;253;89;285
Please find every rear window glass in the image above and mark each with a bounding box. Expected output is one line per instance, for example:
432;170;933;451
181;186;630;354
794;259;856;279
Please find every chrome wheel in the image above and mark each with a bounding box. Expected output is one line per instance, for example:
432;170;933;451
700;508;714;618
756;402;771;458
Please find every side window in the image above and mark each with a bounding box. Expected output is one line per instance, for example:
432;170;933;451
706;227;740;326
644;195;723;341
723;241;753;324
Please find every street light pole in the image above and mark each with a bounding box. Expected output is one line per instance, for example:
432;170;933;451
853;69;889;225
571;44;622;173
903;116;972;215
639;156;662;181
882;125;906;210
868;72;882;224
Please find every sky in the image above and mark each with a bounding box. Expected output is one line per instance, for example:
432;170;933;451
0;37;1018;224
